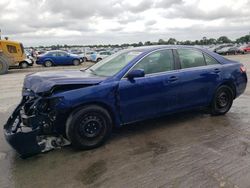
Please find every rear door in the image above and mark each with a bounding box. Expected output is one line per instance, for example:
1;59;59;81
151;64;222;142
118;49;182;124
176;48;221;108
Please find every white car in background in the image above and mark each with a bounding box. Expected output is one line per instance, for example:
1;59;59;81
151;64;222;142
91;51;112;62
78;51;94;62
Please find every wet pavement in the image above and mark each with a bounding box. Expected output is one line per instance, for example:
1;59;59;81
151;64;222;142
0;56;250;188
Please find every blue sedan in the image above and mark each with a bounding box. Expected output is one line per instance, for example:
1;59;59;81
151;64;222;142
4;45;247;157
36;50;81;67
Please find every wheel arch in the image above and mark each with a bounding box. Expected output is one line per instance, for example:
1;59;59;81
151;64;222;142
43;58;54;65
19;60;29;65
217;81;236;99
72;58;81;63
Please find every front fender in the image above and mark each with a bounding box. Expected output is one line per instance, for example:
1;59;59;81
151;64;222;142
53;82;122;127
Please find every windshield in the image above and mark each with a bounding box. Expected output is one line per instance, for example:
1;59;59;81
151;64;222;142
87;50;142;77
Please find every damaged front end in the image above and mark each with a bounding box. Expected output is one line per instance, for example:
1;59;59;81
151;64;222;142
4;93;70;158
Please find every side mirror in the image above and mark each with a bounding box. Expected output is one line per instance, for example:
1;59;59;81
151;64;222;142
127;69;145;79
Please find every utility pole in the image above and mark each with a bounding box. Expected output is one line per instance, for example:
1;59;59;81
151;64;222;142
0;29;1;40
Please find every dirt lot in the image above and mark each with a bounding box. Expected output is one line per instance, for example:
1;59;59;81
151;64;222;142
1;55;250;188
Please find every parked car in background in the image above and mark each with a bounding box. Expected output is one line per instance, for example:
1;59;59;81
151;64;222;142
69;49;82;55
216;46;244;55
36;50;81;67
4;45;247;157
18;58;33;68
78;51;95;62
227;46;245;55
23;50;35;67
241;44;250;53
214;44;234;53
91;51;112;62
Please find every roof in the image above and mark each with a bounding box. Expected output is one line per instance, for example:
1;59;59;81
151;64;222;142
125;45;227;64
126;45;204;52
0;40;21;44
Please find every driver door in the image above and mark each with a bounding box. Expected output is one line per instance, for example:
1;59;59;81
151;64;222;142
118;49;182;124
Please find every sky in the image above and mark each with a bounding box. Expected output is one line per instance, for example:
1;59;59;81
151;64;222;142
0;0;250;46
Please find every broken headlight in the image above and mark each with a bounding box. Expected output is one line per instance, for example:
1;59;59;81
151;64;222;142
36;97;63;112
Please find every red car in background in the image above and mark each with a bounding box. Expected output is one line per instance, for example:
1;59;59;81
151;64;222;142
242;45;250;53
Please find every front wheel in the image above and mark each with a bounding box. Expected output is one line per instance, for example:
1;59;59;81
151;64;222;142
210;85;233;115
44;60;53;67
19;61;29;69
66;105;112;150
96;58;102;62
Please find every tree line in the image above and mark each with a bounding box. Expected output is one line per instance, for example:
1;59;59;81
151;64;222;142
38;34;250;49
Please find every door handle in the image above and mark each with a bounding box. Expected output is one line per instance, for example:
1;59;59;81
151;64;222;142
168;76;178;82
213;68;221;73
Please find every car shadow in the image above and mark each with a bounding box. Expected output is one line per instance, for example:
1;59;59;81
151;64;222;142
111;109;209;139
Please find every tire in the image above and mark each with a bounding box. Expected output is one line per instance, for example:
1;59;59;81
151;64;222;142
73;59;80;66
96;58;102;62
0;55;9;75
19;61;29;69
44;60;53;67
210;85;233;115
83;57;87;62
66;105;112;150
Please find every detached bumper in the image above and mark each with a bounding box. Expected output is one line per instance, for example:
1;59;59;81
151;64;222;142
4;103;42;158
4;129;42;158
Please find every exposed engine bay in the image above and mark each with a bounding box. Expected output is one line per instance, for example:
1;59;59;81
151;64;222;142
4;95;70;158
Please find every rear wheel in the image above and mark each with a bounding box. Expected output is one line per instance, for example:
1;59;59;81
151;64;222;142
44;60;52;67
66;105;112;150
73;59;80;66
0;55;9;75
210;85;233;115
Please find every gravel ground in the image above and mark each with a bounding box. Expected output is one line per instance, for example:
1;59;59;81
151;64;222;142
0;55;250;188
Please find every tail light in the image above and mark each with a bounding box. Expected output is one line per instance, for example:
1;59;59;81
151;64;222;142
240;65;247;73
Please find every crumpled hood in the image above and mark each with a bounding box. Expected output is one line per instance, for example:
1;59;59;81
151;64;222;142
23;70;106;93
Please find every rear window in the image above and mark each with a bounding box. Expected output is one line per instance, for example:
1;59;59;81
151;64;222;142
177;49;206;69
204;53;220;65
7;45;17;53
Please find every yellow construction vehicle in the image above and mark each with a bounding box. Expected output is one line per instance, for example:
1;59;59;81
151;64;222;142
0;39;29;75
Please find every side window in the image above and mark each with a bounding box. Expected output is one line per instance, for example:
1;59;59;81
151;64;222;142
7;45;17;53
48;52;57;57
204;53;220;65
177;49;206;69
58;52;67;57
132;49;174;75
